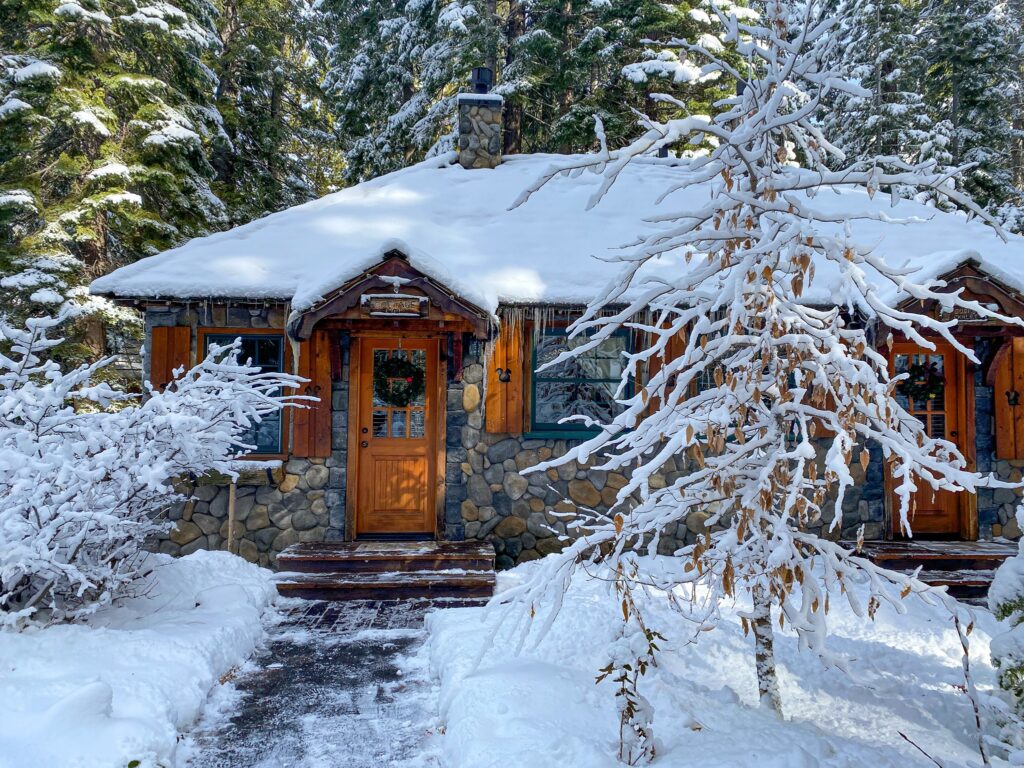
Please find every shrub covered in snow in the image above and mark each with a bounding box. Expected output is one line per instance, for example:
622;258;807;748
991;511;1024;711
0;313;301;625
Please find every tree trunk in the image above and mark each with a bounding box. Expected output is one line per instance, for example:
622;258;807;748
503;0;525;154
751;584;783;715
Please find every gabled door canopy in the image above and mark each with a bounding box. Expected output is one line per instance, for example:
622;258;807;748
288;250;491;340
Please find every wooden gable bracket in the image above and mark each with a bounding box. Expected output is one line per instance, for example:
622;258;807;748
288;250;490;341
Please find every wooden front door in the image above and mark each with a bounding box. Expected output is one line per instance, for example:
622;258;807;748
354;337;438;537
889;341;967;537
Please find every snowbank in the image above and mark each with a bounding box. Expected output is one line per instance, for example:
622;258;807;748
0;550;275;768
427;558;1004;767
89;153;1024;314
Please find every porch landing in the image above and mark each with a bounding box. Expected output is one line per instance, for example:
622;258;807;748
844;540;1017;601
274;541;496;602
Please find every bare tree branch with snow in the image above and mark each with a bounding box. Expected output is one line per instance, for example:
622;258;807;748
495;0;1023;718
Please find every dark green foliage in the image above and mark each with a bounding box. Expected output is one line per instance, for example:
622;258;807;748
324;0;739;180
0;0;343;366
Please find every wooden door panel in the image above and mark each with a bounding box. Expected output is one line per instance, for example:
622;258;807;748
355;338;437;537
889;342;964;537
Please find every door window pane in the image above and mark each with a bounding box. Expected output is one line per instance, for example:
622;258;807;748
391;409;408;438
409;409;425;438
372;409;388;437
370;346;428;440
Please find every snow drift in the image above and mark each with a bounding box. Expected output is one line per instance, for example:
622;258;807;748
0;551;275;768
427;558;1005;768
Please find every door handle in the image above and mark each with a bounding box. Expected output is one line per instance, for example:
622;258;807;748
360;440;368;448
950;431;958;438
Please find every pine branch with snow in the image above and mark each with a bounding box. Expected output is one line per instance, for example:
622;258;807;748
495;0;1024;722
0;313;303;625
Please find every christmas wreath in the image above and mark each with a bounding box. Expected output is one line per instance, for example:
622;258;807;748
373;355;425;407
898;361;944;403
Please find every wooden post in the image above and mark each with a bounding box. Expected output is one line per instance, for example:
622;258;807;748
227;481;238;554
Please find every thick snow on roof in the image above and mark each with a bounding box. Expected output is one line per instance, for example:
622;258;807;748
90;152;1024;314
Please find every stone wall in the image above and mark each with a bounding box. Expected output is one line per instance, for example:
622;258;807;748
447;347;690;567
150;312;1023;571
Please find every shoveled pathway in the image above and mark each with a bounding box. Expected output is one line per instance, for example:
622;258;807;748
179;600;442;768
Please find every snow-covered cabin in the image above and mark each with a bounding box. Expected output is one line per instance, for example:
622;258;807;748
92;92;1024;569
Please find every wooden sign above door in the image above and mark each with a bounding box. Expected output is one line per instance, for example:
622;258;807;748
360;293;429;318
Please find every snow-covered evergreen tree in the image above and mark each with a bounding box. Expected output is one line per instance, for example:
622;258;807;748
819;0;936;166
0;0;226;364
324;0;491;180
211;0;344;221
499;0;1018;716
919;0;1022;213
324;0;737;179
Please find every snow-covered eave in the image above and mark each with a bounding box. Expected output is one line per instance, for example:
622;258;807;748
91;290;294;307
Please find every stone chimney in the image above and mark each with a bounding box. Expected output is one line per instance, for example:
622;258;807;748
457;66;502;170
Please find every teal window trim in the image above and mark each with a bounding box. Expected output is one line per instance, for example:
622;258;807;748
204;333;285;455
528;326;633;437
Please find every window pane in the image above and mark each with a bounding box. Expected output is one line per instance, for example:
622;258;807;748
204;333;284;453
372;409;388;437
537;333;627;380
409;409;425;438
532;330;630;431
534;379;618;426
391;409;408;438
256;337;281;368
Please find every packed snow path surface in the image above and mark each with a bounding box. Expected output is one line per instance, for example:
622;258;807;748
181;600;441;768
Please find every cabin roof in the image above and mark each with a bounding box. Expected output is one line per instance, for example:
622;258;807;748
90;152;1024;315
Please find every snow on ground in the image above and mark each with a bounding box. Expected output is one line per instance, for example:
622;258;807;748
0;551;275;768
427;558;1007;768
89;153;1024;315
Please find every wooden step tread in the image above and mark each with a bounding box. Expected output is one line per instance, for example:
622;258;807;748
915;569;996;587
843;540;1015;561
279;541;494;561
275;568;495;601
276;569;495;587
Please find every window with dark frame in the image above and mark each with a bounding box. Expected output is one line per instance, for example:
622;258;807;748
530;327;632;436
204;333;285;455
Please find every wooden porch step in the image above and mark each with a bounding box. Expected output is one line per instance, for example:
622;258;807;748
275;569;496;602
842;540;1016;601
850;541;1015;573
277;541;495;574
